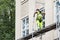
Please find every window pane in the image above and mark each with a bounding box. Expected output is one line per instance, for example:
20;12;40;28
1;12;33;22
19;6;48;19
23;31;25;37
22;19;25;29
23;25;25;29
22;16;29;37
26;25;29;28
26;17;29;24
26;29;29;35
23;19;25;24
43;21;45;28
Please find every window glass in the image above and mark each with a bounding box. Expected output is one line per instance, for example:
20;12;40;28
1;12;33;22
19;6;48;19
23;19;25;24
40;7;45;28
23;25;25;29
22;16;29;37
23;31;25;37
36;7;45;31
56;1;60;27
26;29;29;35
43;21;45;28
26;17;29;24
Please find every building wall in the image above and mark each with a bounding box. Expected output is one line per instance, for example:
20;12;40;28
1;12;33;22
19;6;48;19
21;1;29;18
29;0;57;40
16;0;58;40
29;0;35;34
16;0;21;40
45;0;54;26
29;30;55;40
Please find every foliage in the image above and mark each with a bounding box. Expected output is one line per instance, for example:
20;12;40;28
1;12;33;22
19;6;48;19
0;0;15;40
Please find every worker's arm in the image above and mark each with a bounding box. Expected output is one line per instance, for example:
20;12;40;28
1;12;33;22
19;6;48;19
33;12;37;17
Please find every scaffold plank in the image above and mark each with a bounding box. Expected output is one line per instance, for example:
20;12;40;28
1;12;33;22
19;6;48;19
19;23;56;40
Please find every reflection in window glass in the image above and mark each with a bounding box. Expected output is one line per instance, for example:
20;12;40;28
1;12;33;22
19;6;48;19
26;17;29;24
23;31;25;37
56;1;60;27
22;16;29;37
26;29;29;35
23;19;25;24
43;22;45;28
57;15;59;22
23;25;25;29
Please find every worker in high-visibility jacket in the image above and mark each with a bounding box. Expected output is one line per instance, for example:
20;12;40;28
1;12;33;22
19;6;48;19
33;9;44;29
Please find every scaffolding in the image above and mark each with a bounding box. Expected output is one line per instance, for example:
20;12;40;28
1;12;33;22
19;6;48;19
20;23;56;40
19;0;60;40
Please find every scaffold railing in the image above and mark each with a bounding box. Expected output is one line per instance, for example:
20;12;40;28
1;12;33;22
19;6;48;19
19;23;57;40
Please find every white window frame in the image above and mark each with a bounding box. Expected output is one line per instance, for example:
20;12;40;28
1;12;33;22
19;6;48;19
22;16;29;37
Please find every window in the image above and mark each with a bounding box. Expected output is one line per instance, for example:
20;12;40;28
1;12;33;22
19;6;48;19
40;7;45;28
22;16;29;37
22;19;25;29
43;21;45;28
26;18;29;24
26;29;29;35
23;31;25;37
54;0;60;27
55;1;60;27
57;14;60;27
37;7;45;31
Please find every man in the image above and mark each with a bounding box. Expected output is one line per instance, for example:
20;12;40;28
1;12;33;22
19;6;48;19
33;9;45;30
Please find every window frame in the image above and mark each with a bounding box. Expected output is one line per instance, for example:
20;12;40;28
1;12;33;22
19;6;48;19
22;16;29;37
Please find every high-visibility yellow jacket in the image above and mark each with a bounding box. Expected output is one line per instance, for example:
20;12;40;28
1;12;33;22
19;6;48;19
36;11;43;29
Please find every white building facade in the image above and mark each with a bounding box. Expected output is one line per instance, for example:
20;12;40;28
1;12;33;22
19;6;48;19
16;0;60;40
